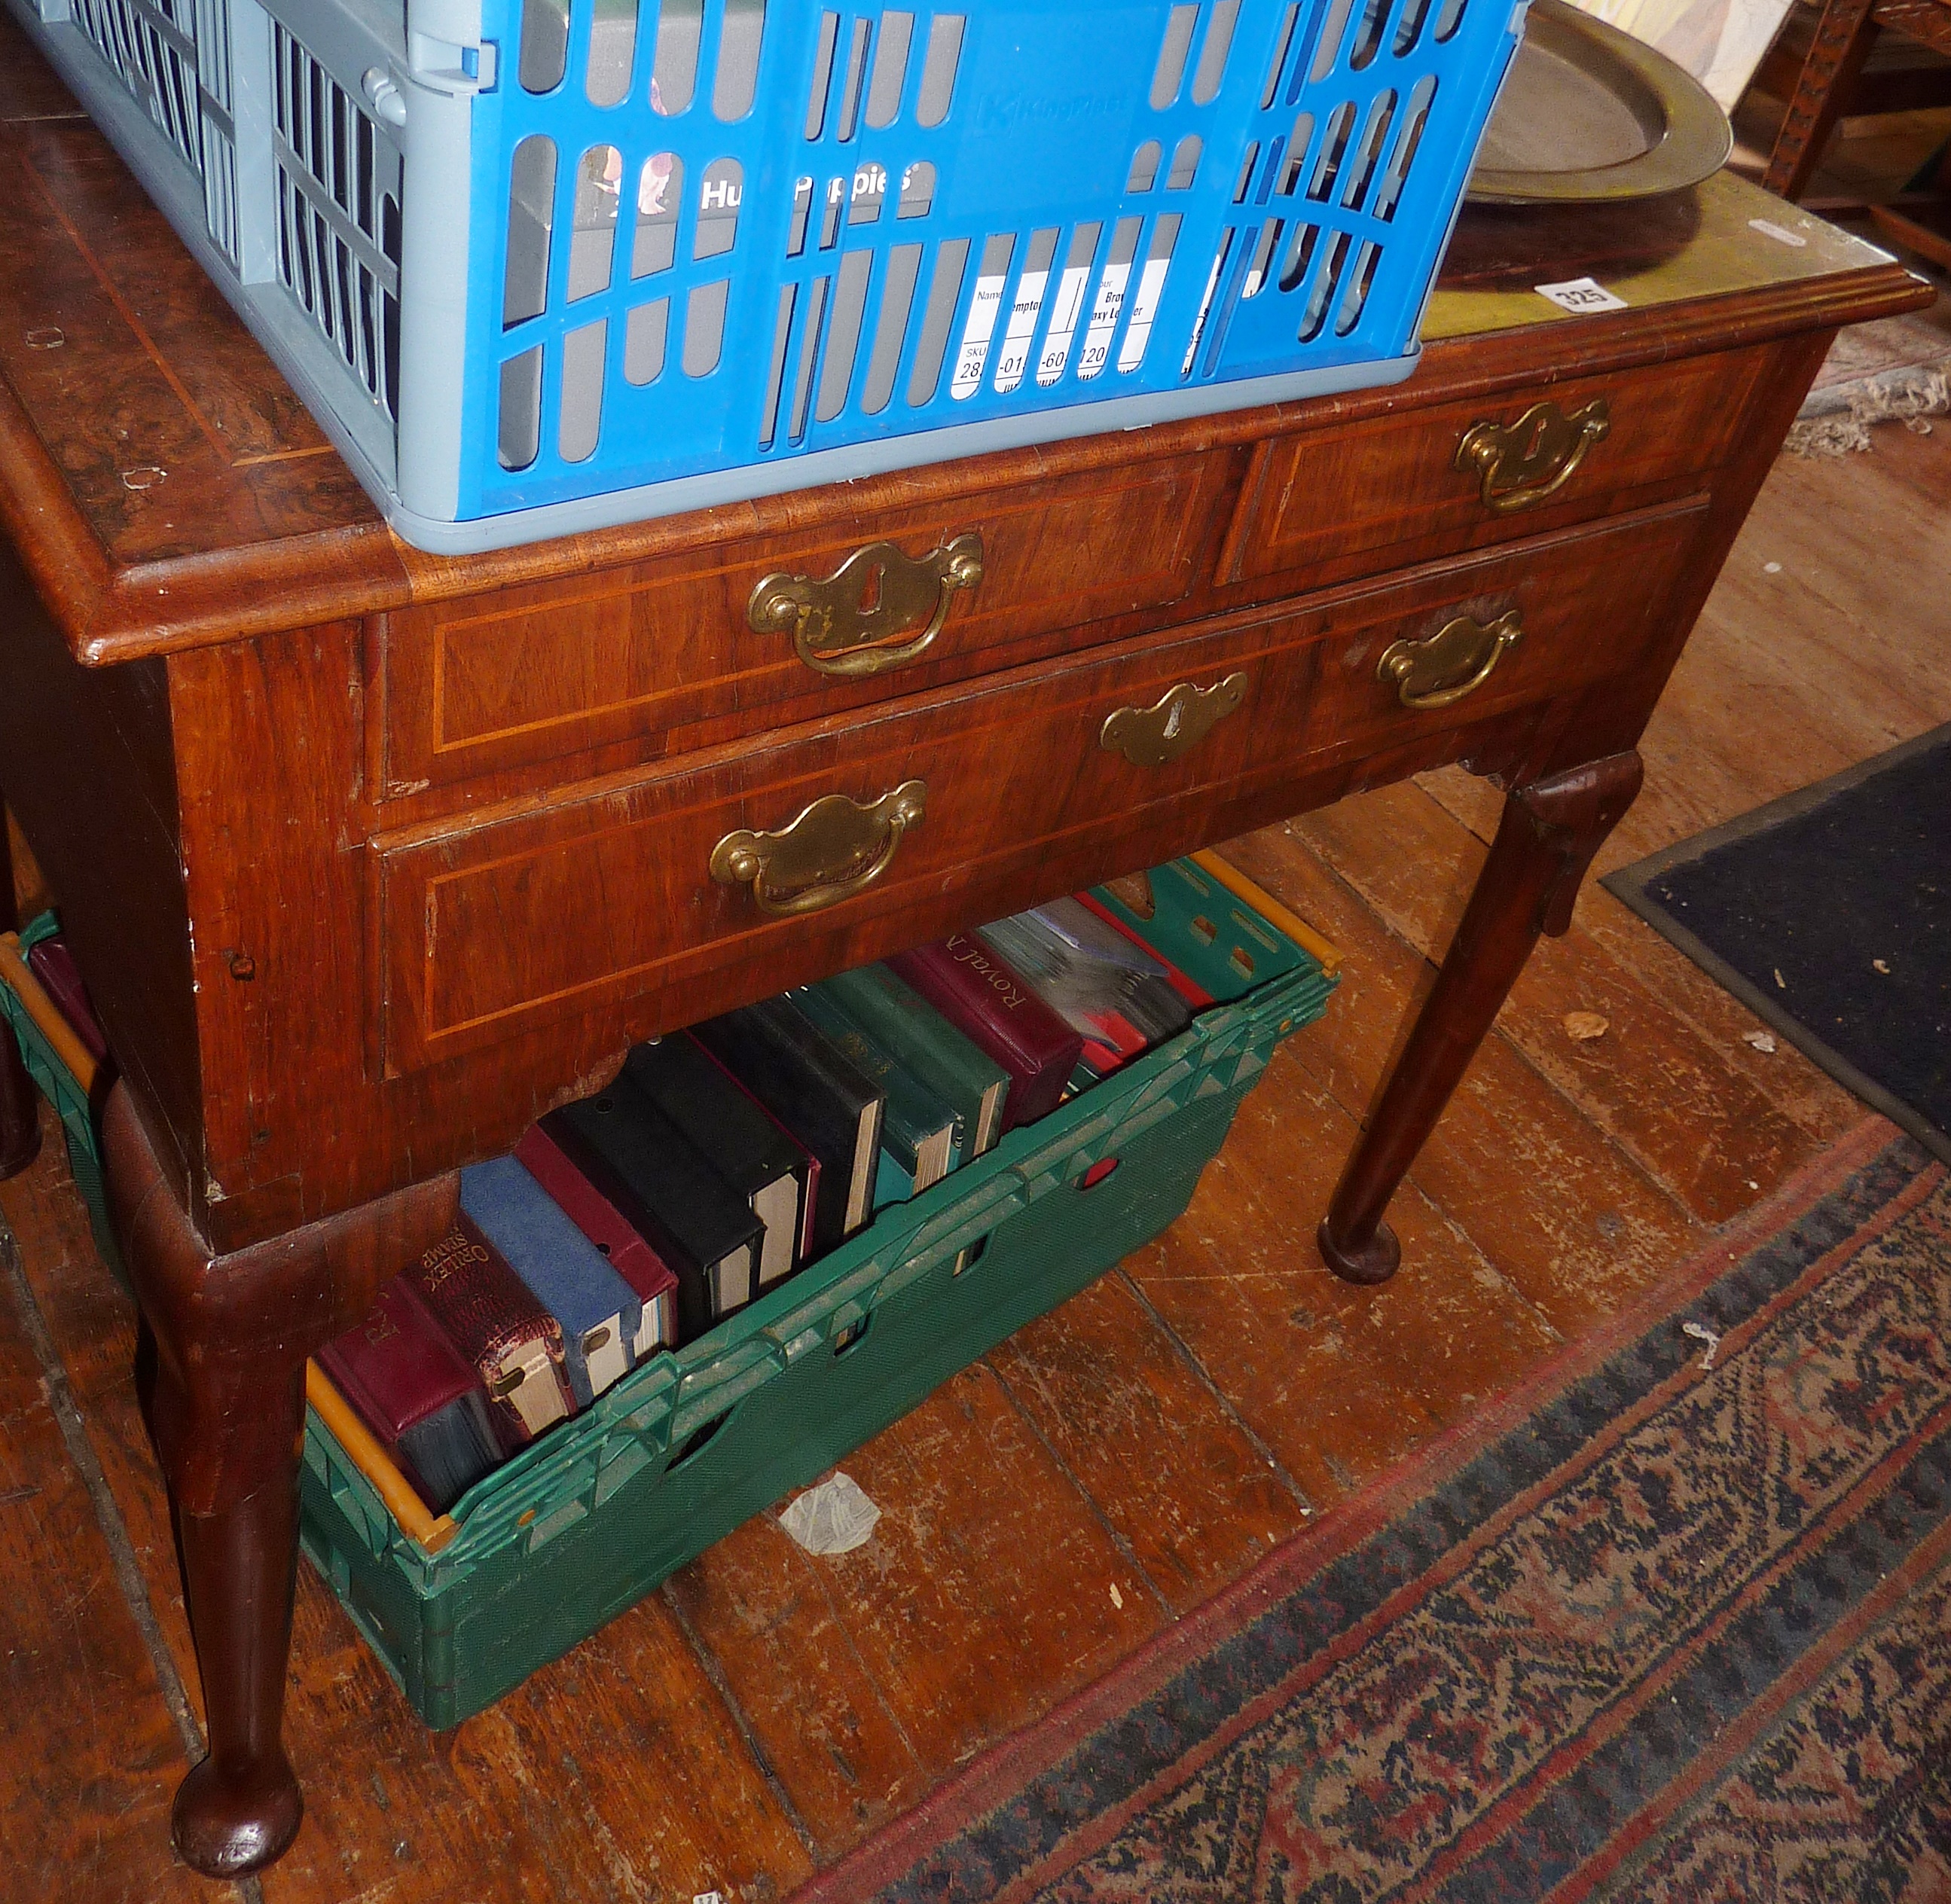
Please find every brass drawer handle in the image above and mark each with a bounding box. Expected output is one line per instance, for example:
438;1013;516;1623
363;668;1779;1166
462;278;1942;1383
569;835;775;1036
1379;611;1524;710
747;533;985;679
1100;672;1249;767
1455;398;1611;514
711;780;927;917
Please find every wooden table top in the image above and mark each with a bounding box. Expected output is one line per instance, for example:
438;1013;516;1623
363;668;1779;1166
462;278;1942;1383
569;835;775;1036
0;10;1916;667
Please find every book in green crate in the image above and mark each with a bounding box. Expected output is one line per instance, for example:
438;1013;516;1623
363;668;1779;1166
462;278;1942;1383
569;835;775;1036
792;983;960;1207
816;963;1012;1166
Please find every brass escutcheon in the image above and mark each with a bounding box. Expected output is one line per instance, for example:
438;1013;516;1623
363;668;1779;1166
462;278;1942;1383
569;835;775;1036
747;533;985;678
1455;398;1611;514
1100;673;1250;768
1378;610;1524;709
711;780;927;917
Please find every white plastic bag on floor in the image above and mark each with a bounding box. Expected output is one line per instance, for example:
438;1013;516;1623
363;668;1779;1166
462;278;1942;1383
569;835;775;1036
777;1472;881;1555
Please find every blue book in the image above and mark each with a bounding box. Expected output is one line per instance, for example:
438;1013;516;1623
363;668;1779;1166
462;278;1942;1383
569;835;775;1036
460;1156;643;1408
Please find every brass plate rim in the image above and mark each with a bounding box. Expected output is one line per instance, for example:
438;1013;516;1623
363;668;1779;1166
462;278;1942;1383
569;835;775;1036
1467;0;1733;205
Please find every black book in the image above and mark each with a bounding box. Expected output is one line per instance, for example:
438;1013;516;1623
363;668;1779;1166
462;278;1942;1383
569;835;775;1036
397;1403;503;1514
623;1033;809;1293
692;997;885;1256
542;1080;764;1344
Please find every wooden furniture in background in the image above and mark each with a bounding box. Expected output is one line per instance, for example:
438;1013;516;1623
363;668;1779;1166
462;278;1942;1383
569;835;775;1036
0;18;1927;1880
1762;0;1951;263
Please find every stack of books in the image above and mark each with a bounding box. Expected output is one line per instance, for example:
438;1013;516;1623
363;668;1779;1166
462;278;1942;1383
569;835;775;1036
313;881;1219;1513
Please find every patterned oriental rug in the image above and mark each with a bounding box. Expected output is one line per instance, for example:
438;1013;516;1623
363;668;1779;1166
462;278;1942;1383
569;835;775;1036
790;1118;1951;1903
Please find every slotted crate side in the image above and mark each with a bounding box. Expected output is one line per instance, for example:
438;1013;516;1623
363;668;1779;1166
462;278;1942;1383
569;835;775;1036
53;0;257;272
258;3;409;431
438;0;1524;530
68;0;205;174
8;0;410;502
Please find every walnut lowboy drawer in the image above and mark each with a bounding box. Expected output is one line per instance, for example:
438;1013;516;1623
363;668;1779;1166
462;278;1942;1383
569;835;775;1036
1220;344;1775;595
380;448;1230;799
375;499;1706;1075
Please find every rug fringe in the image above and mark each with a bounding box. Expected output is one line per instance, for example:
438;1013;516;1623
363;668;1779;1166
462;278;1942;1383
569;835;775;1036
1787;359;1951;456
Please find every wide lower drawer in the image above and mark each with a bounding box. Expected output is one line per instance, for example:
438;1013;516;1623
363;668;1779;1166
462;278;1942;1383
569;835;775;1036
374;499;1705;1074
1218;343;1772;596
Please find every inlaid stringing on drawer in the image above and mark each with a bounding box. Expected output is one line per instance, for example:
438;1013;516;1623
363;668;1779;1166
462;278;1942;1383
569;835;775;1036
380;449;1232;801
1217;343;1774;593
374;499;1707;1077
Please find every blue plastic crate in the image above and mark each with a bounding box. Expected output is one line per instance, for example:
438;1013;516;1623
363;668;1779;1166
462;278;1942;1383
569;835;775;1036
13;0;1524;551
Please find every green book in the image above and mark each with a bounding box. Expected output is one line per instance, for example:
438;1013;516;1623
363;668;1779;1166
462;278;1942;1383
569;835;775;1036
792;987;960;1204
817;964;1011;1164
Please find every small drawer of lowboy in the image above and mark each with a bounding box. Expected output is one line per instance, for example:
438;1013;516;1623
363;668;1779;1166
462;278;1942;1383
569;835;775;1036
379;448;1232;801
1219;343;1773;596
374;499;1705;1077
1295;498;1705;758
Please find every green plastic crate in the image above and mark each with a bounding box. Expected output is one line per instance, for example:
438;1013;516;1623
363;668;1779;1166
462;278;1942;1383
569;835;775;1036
298;860;1338;1728
0;912;126;1288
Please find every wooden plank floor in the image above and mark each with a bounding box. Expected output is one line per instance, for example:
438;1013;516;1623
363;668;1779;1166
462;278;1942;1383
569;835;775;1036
5;391;1951;1904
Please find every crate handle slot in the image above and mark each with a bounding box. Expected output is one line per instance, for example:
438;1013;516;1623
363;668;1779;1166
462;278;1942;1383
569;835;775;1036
667;1409;734;1469
906;1170;1025;1253
762;1256;889;1362
747;532;984;677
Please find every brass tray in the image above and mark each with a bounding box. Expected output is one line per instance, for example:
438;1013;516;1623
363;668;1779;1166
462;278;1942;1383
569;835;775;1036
1469;0;1733;203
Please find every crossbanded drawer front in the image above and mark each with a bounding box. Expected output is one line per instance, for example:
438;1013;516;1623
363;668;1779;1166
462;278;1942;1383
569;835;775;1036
1292;498;1706;755
380;450;1229;801
1218;346;1769;594
374;499;1705;1075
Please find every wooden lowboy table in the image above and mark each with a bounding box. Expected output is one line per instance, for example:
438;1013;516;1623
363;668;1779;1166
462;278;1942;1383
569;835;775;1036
0;20;1929;1880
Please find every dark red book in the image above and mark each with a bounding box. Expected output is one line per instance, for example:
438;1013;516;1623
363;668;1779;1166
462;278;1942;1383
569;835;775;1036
25;934;110;1063
400;1216;574;1453
514;1121;680;1356
316;1279;502;1513
887;934;1085;1131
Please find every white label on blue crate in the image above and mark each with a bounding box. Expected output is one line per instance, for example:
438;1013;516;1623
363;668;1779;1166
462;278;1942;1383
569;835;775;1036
1079;266;1131;380
1183;247;1227;376
952;271;1009;398
1118;256;1172;374
1038;264;1095;386
1534;276;1628;315
994;268;1050;393
1748;217;1808;248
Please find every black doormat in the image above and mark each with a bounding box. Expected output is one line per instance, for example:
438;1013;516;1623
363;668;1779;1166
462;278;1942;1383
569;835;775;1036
1602;726;1951;1164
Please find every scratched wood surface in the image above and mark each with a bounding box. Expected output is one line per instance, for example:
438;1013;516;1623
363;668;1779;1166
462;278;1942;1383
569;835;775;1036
4;409;1948;1901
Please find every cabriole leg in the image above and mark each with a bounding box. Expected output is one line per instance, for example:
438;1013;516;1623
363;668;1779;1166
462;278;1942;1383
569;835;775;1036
102;1085;456;1877
1319;750;1644;1286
